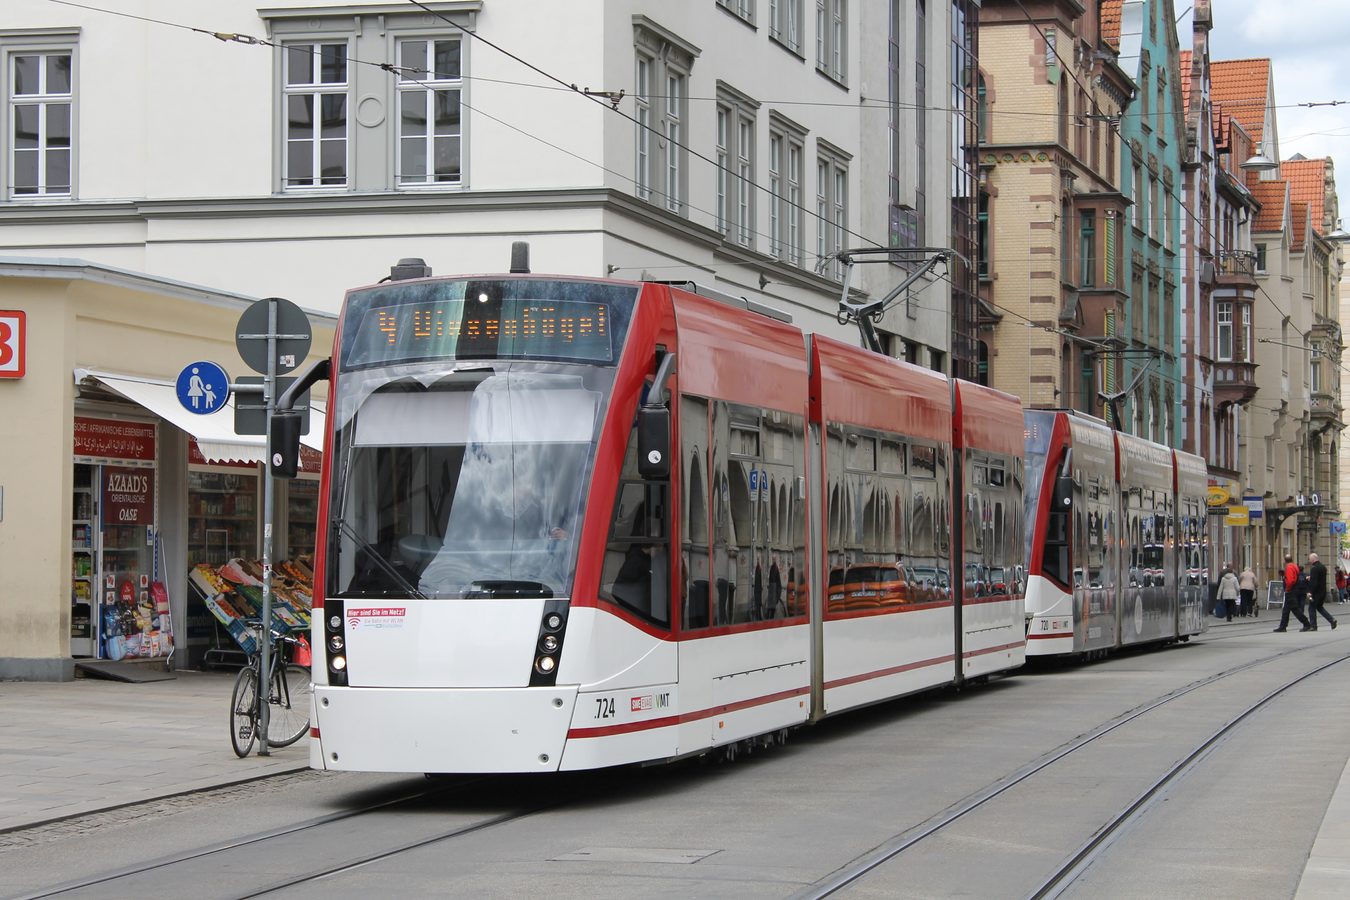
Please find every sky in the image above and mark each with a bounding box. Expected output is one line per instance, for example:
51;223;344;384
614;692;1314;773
1177;0;1350;222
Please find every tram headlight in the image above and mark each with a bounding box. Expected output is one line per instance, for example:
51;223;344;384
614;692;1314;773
329;635;345;652
540;635;559;653
329;615;341;630
544;612;563;632
535;655;556;675
331;655;347;672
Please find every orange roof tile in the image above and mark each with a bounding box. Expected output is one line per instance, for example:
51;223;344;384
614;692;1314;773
1250;180;1287;233
1281;157;1328;233
1101;0;1122;48
1291;202;1308;251
1211;58;1270;147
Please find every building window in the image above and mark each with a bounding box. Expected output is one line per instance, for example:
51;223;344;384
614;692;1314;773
635;56;651;201
715;88;757;246
977;191;990;278
769;116;806;266
1216;301;1233;361
769;0;804;53
1131;164;1143;229
1147;176;1157;239
817;147;849;280
1255;243;1267;272
976;74;988;141
283;42;349;189
1079;211;1096;287
1311;344;1322;393
815;0;847;83
634;21;696;215
1241;304;1251;361
718;0;755;26
7;48;73;198
396;38;462;186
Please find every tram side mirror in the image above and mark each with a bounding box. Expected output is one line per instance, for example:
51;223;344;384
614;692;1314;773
1055;475;1074;507
270;411;303;479
638;406;671;480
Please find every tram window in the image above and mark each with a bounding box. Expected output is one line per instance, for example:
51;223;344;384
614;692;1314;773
880;440;905;475
681;395;711;629
910;444;937;477
846;434;876;471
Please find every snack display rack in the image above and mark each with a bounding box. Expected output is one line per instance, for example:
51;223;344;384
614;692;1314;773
189;557;313;667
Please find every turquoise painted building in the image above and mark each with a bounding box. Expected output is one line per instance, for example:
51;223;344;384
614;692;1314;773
1112;0;1185;446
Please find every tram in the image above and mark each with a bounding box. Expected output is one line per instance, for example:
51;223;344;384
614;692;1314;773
288;250;1025;774
1022;409;1208;657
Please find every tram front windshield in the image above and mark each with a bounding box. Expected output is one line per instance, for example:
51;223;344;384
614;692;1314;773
327;278;636;600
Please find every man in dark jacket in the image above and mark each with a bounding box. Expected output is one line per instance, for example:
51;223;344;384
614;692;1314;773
1307;552;1338;631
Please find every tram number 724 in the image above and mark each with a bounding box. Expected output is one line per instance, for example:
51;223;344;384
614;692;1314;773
595;697;616;720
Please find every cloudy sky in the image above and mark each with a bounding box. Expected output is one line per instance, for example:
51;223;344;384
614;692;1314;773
1177;0;1350;215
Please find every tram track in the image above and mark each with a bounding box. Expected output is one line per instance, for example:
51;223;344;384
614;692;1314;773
791;638;1350;899
6;775;484;900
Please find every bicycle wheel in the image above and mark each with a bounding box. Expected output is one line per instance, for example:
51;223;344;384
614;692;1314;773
266;663;312;748
230;666;259;758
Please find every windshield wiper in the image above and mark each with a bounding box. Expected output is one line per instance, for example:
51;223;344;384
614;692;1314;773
335;518;428;600
464;580;554;599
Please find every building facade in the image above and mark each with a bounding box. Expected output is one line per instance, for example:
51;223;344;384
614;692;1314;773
0;1;971;677
977;0;1133;413
1112;0;1184;445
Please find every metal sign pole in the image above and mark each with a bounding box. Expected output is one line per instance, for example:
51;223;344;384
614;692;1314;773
258;299;276;756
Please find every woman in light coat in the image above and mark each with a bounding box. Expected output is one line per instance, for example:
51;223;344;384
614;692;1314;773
1217;563;1240;623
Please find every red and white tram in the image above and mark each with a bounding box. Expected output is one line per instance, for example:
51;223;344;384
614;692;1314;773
296;258;1025;774
1022;409;1208;657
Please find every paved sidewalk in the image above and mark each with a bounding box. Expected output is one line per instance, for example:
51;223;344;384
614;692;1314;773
2;624;1348;897
0;669;307;832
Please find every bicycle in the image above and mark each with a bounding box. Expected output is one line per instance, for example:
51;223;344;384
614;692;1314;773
229;619;312;758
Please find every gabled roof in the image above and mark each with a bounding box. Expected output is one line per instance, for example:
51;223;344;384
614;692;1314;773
1291;202;1308;252
1211;58;1271;146
1250;179;1288;233
1281;157;1328;233
1101;0;1122;49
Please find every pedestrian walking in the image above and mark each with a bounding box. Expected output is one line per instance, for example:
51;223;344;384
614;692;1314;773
1217;563;1239;623
1306;552;1338;631
1337;568;1347;604
1238;564;1258;617
1275;554;1312;632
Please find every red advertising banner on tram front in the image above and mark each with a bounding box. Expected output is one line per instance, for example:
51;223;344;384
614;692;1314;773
102;466;155;526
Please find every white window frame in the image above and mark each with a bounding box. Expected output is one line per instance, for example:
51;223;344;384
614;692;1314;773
281;40;351;190
635;54;652;201
4;38;76;200
768;115;806;266
1216;301;1233;362
815;0;848;83
264;7;474;194
769;0;804;54
395;36;463;188
633;20;697;216
717;0;755;25
715;85;758;247
816;145;850;280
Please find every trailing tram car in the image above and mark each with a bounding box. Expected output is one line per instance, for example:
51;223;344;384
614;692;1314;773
293;254;1025;774
1022;409;1208;658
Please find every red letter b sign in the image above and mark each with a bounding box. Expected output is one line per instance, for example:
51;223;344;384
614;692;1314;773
0;310;26;378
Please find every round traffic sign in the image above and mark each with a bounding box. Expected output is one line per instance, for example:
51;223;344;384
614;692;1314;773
235;297;312;376
175;361;231;415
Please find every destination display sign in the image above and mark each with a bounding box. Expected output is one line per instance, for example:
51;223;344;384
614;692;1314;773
343;297;613;368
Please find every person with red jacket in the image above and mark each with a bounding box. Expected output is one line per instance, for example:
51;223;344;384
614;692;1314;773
1276;554;1312;632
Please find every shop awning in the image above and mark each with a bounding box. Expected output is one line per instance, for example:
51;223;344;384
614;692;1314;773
75;369;324;464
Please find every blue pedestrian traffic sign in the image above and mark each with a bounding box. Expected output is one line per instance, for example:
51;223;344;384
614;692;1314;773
176;361;230;415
